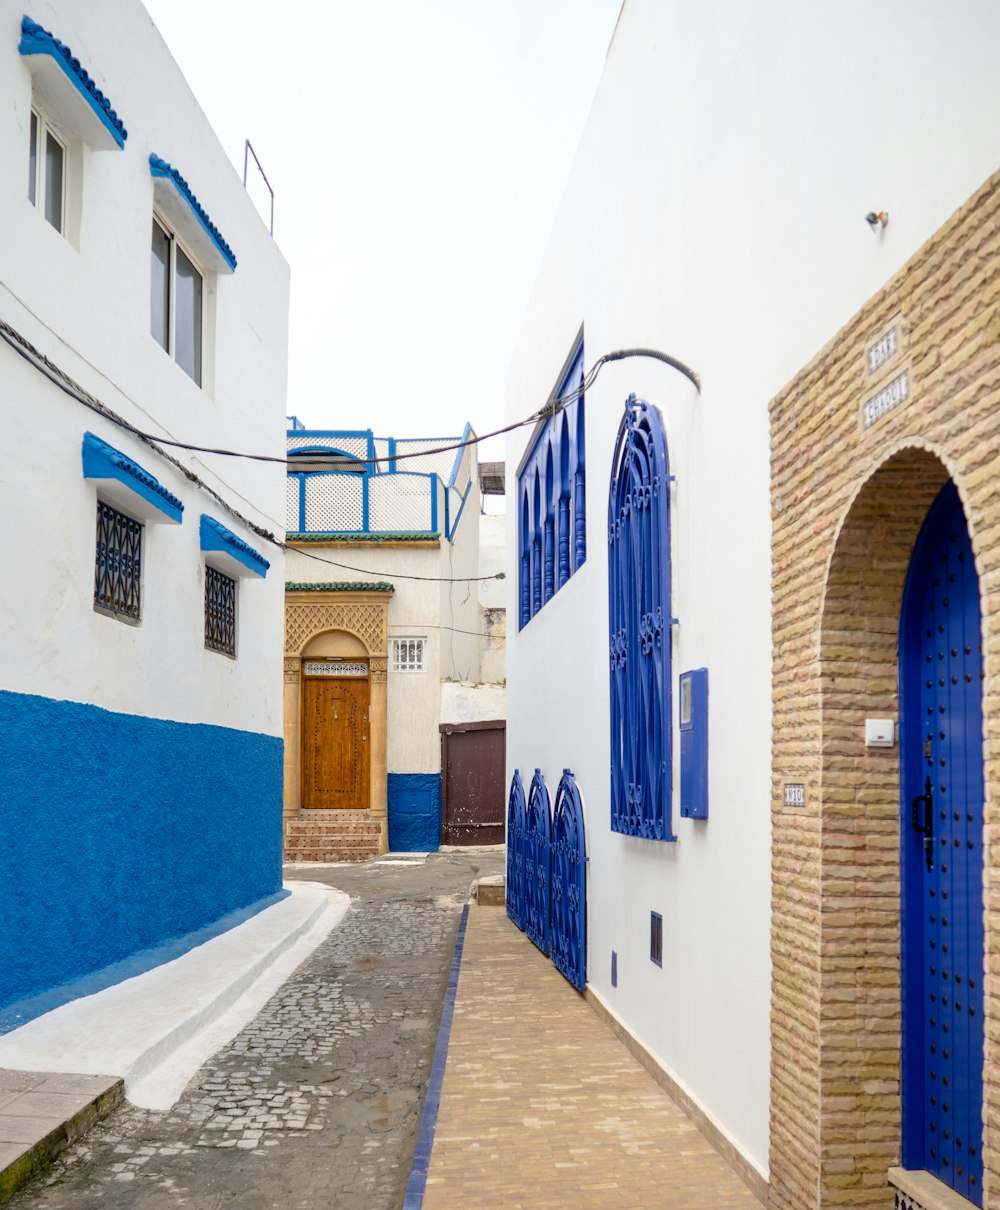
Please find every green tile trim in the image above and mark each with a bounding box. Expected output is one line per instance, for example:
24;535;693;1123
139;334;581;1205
286;532;439;543
285;582;395;593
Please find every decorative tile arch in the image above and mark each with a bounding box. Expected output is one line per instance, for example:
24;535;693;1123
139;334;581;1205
283;587;392;849
608;395;675;841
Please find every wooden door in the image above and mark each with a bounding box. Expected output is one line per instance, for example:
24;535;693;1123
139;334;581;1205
440;721;505;844
302;676;370;809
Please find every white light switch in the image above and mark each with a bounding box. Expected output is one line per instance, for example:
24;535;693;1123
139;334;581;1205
865;718;895;748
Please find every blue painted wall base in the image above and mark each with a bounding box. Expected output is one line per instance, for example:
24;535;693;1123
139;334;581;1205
387;773;441;851
0;690;284;1024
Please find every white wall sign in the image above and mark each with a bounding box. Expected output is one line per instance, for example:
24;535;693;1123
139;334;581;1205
867;326;898;375
784;783;805;807
862;369;910;430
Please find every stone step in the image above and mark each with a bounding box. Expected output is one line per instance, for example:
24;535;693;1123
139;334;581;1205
283;808;382;863
284;847;378;863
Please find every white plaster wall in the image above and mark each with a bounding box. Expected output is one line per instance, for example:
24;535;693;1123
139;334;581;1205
505;0;1000;1176
0;0;289;737
440;480;484;684
477;513;506;610
440;681;506;726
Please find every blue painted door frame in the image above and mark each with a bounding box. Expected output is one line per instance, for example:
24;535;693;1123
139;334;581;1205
900;481;985;1204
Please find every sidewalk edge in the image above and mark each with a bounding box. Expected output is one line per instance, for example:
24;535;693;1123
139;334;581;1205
402;902;470;1210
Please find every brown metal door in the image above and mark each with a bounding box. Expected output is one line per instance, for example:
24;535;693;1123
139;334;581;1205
302;676;370;809
440;721;505;844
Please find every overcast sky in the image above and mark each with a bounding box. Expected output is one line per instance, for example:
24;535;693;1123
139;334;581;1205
142;0;622;455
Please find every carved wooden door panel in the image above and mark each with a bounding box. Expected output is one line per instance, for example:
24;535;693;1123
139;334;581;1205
302;676;370;809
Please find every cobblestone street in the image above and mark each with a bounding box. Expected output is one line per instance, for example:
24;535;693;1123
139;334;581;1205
10;850;502;1210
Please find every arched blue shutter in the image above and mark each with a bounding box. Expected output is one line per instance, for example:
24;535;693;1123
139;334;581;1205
608;395;675;841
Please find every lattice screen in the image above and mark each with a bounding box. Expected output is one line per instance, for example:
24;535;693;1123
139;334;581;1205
304;474;363;531
368;473;433;532
392;438;459;481
286;477;301;531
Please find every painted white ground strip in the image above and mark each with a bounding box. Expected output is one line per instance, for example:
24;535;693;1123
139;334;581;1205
0;881;349;1111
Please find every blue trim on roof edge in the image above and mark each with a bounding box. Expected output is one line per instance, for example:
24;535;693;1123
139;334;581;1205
82;431;183;522
200;515;269;577
149;155;237;271
19;17;127;147
446;422;472;488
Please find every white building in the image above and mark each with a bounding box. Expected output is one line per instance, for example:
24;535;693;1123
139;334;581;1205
504;2;1000;1206
282;424;505;858
0;1;289;1029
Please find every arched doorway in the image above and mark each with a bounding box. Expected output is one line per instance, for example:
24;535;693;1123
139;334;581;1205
899;481;985;1203
283;586;392;851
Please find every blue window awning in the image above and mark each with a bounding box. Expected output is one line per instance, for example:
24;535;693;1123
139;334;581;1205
82;432;183;523
200;515;269;579
149;155;237;273
19;17;127;150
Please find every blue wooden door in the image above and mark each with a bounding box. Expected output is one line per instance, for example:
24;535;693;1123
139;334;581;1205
901;482;984;1203
506;770;526;931
551;770;587;990
524;770;551;955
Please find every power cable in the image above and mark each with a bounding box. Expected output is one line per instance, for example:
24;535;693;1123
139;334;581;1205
0;317;502;585
0;315;700;584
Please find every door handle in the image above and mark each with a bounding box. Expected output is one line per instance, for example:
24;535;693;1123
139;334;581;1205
911;775;934;872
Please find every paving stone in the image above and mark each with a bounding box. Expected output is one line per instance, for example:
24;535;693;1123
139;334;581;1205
7;849;502;1210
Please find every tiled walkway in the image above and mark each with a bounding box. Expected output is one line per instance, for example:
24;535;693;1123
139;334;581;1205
421;908;763;1210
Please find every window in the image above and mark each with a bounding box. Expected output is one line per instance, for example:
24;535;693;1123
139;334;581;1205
27;107;65;233
205;566;237;657
151;217;203;385
517;338;585;628
94;501;142;621
609;395;675;841
650;912;663;967
392;637;425;672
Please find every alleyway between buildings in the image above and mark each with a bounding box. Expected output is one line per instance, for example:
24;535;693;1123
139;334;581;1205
9;851;761;1210
9;853;498;1210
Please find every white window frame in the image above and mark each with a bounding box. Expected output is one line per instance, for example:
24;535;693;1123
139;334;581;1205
391;637;426;673
151;212;205;387
28;105;66;234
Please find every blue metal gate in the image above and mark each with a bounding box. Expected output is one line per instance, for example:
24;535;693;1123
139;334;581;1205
523;769;551;954
506;769;526;930
901;481;984;1204
550;770;587;990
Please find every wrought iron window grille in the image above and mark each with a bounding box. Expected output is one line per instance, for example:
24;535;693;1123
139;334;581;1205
204;565;237;657
94;500;142;621
608;395;676;842
391;637;425;672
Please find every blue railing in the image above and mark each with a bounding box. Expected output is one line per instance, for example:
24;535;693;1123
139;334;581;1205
286;469;440;535
286;426;475;539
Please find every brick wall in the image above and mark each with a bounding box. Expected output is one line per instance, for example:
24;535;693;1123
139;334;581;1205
769;171;1000;1208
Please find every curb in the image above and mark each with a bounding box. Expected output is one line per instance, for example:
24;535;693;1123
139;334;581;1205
0;1076;123;1204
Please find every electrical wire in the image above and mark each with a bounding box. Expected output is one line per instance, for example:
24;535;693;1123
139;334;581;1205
0;317;503;585
1;315;700;470
0;314;700;585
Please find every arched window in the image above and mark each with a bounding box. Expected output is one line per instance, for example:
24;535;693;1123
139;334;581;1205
608;395;674;841
515;337;585;629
